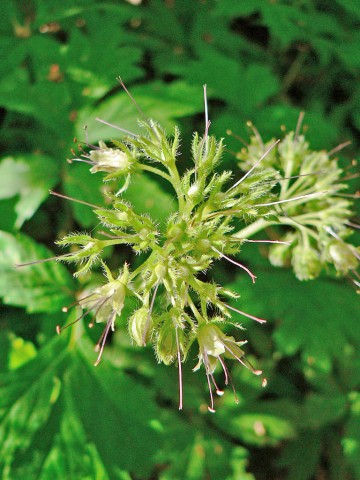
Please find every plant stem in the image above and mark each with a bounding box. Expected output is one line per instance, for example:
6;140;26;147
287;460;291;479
233;218;272;239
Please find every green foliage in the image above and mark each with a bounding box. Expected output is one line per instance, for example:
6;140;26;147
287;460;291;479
0;1;359;479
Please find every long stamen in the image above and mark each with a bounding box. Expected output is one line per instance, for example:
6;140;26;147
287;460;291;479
262;170;326;185
342;173;360;181
253;190;327;208
15;251;74;268
202;351;216;412
95;117;137;137
61;291;98;312
206;372;216;413
294;111;305;141
247;121;264;150
117;76;145;117
346;221;360;229
57;294;111;334
232;238;291;245
218;356;239;404
331;191;360;199
94;311;116;366
56;307;91;334
223;343;262;375
224;303;267;324
175;327;183;410
328;140;351;157
67;157;95;166
142;282;160;346
226;129;248;147
210;371;224;396
49;190;101;209
228;140;280;192
212;247;256;283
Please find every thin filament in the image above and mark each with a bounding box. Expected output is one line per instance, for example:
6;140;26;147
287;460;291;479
224;303;267;324
228;139;280;192
94;311;116;366
175;327;183;411
212;247;256;283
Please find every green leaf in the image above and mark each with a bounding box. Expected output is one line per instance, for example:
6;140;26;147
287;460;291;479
300;393;347;430
0;333;164;479
0;155;59;228
0;74;72;136
227;269;360;372
75;81;204;144
0;231;74;313
125;173;176;227
277;431;322;480
216;400;297;447
39;382;111;480
63;162;104;228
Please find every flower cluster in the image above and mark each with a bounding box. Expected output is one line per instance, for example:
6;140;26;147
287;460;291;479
21;101;358;412
235;120;360;286
53;117;276;411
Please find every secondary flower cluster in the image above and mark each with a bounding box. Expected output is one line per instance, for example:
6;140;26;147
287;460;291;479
235;121;360;285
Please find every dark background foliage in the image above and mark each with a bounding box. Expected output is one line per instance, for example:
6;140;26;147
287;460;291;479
0;1;359;479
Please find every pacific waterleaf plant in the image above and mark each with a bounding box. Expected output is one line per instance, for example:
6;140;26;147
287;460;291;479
17;90;359;412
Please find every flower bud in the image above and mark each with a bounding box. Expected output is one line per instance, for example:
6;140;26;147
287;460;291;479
187;183;199;198
197;238;211;252
269;234;294;267
326;240;359;274
291;245;322;281
155;263;167;281
155;317;183;365
128;307;152;346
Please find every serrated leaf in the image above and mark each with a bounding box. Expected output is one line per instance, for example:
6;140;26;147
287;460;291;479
0;231;74;313
227;269;360;372
0;155;59;228
0;333;165;479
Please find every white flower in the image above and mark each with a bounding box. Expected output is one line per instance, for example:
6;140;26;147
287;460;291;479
90;141;130;174
194;323;263;412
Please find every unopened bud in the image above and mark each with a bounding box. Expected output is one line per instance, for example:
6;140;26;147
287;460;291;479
156;318;183;365
187;183;199;198
128;307;152;346
292;245;322;280
327;240;359;273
